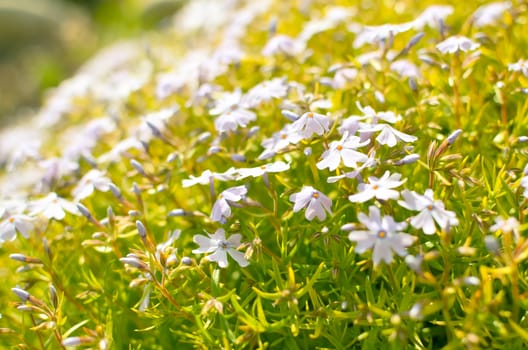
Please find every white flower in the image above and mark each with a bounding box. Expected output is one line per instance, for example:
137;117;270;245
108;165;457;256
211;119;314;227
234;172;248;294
211;186;247;223
0;214;33;242
398;189;458;234
316;133;370;171
327;152;378;183
72;170;112;201
436;35;480;54
508;59;528;77
38;157;79;186
390;60;421;78
210;90;256;133
347;206;416;266
411;5;453;29
359;123;417;147
289;186;332;221
29;193;80;220
291;111;331;138
490;216;520;241
192;228;248;268
182;169;237;188
348;171;405;203
472;2;511;27
262;35;303;56
236;161;290;180
356;102;400;124
353;23;413;48
97;137;144;164
258;124;303;160
245;78;288;107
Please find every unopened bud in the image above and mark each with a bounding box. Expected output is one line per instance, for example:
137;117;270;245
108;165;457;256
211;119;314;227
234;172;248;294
130;159;147;176
109;183;123;200
447;129;462;145
395;153;420;165
168;209;186;217
136;220;147;239
181;256;192;265
281;110;299;121
12;288;30;302
231;154;246;162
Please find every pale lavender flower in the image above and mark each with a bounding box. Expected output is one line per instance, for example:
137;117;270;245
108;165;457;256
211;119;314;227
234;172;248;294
390;60;421;79
29;193;80;220
291;111;331;138
211;186;247;223
398;189;458;234
436;35;480;54
348;171;405;203
347;206;416;266
72;170;112;201
327;152;378;183
490;216;520;241
289;186;332;221
316;133;370;171
192;228;248;268
353;23;413;48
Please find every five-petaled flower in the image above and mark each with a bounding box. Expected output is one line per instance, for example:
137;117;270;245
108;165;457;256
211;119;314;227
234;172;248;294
0;214;33;243
29;192;80;220
291;111;331;138
72;169;112;201
347;206;416;267
436;35;480;54
211;186;247;223
316;132;370;171
192;228;249;268
348;171;405;203
398;189;459;234
289;186;332;221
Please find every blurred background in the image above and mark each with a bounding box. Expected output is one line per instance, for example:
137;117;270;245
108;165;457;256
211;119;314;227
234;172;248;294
0;0;185;127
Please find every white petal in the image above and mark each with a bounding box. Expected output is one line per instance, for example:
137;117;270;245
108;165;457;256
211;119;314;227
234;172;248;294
372;241;393;266
228;249;249;267
193;234;215;253
207;249;229;268
348;190;374;203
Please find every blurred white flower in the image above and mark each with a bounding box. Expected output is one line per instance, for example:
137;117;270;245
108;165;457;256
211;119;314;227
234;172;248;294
291;111;331;138
353;23;412;48
398;189;458;234
0;214;33;242
262;34;303;56
347;206;416;266
245;78;288;107
29;193;79;220
192;228;248;268
411;5;453;29
210;90;256;133
72;170;112;201
182;169;237;188
316;133;370;171
490;216;520;241
472;2;511;27
508;59;528;77
211;186;247;223
436;35;480;54
289;186;332;221
348;171;404;203
259;124;303;160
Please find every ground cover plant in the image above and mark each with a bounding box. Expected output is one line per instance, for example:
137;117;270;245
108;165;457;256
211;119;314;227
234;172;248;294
1;0;528;348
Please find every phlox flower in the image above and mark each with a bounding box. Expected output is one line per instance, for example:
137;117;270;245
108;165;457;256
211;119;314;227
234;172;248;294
245;78;288;107
327;152;378;183
72;169;112;201
0;214;33;242
316;133;370;171
348;171;405;203
508;59;528;77
436;35;480;54
262;34;303;56
192;228;249;268
182;169;237;188
359;123;417;147
291;111;331;138
289;186;332;221
398;189;458;234
210;90;256;133
211;186;247;223
411;5;453;29
259;124;303;160
472;2;511;27
353;23;413;49
347;206;416;267
490;216;519;237
236;161;290;180
29;192;80;220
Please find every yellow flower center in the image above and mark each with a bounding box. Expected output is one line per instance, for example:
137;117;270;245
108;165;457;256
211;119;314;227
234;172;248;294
312;192;319;199
337;145;343;151
378;230;387;239
427;205;434;211
9;217;15;223
307;112;314;118
372;184;379;190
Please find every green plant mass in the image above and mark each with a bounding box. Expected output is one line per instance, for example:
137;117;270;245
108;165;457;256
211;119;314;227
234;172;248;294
1;0;528;349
